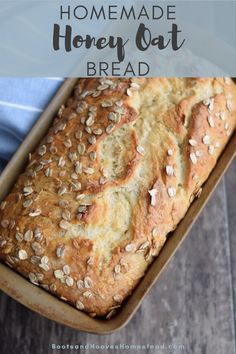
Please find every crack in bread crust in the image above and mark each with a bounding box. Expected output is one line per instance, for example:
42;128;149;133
0;77;236;318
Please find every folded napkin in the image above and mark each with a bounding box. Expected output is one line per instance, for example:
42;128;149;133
0;78;63;172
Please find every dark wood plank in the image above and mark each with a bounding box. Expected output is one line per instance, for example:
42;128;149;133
225;160;236;335
0;167;235;354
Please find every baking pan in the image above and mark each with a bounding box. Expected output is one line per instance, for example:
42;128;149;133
0;78;235;334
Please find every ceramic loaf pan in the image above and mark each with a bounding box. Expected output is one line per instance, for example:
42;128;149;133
0;78;235;334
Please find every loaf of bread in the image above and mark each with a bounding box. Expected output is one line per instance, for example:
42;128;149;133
0;78;235;318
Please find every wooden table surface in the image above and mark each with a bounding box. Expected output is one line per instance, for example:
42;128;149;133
0;160;235;354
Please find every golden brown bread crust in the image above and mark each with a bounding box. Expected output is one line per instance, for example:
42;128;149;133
0;78;236;318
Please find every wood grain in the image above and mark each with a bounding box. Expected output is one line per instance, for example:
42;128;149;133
225;160;236;338
0;160;235;354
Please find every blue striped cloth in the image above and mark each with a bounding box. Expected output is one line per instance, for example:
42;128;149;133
0;78;64;172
